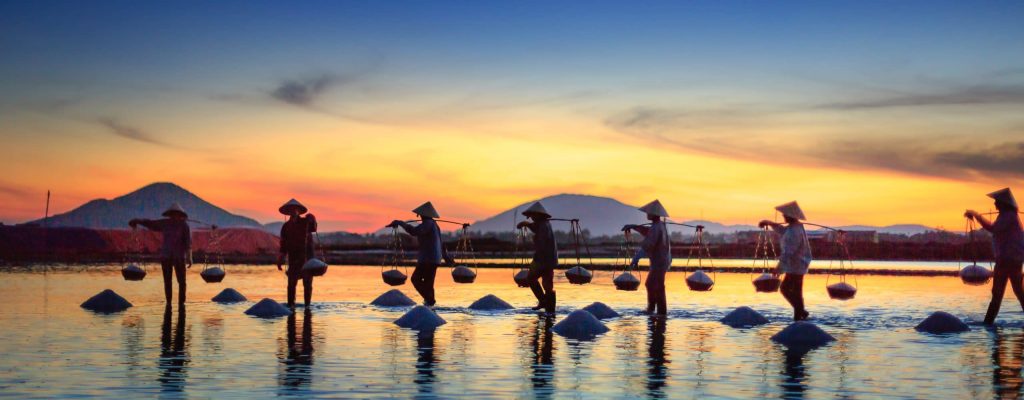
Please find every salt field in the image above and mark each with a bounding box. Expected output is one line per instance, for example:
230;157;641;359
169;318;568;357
0;265;1021;398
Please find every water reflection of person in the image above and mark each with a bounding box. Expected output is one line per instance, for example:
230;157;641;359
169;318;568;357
646;316;669;398
158;304;189;394
760;201;812;321
414;329;439;396
965;188;1024;325
530;315;555;399
991;329;1024;398
779;347;809;400
279;310;314;392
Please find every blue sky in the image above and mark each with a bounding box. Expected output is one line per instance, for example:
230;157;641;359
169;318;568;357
1;1;1022;230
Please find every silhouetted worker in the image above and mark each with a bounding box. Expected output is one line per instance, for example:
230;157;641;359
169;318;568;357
760;201;812;321
623;199;673;316
129;203;192;304
966;188;1024;325
389;202;453;307
277;199;317;309
517;202;558;313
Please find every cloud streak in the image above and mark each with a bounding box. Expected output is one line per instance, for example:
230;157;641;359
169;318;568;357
818;85;1024;110
270;74;339;107
96;117;184;150
605;103;1024;182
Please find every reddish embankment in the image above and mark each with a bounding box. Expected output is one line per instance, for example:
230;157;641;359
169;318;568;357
0;226;279;262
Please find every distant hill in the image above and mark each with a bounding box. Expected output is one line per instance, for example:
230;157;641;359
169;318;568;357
468;194;937;237
34;182;263;229
263;221;284;235
469;194;649;236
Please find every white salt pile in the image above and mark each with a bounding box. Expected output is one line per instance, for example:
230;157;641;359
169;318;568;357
553;310;609;339
121;264;146;281
394;305;447;330
371;289;417;307
581;302;620;320
244;298;292;318
513;269;531;287
613;272;641;291
915;311;970;334
382;269;408;286
211;288;247;303
752;273;781;293
960;264;992;285
81;289;133;313
302;258;328;276
565;266;593;284
200;266;226;283
452;266;477;283
468;294;514;310
770;321;836;348
686;270;714;291
826;282;857;300
721;306;770;328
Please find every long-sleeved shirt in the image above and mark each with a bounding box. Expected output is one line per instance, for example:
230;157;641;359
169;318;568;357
632;222;672;271
524;219;558;267
398;219;448;265
280;216;317;258
139;218;191;260
771;222;812;275
985;211;1024;262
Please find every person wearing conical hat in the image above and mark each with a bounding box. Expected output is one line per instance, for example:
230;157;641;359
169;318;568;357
389;202;453;307
516;201;558;313
759;201;812;321
277;199;318;309
622;200;673;316
129;203;193;304
966;188;1024;325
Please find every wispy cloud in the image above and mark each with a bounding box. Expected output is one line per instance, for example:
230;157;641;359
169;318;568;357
605;103;1024;182
270;74;339;107
96;117;184;149
818;85;1024;110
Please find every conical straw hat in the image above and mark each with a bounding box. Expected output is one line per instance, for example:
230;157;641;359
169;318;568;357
522;202;551;218
162;202;188;218
774;201;806;221
412;202;440;218
638;199;669;218
988;188;1018;209
278;198;308;215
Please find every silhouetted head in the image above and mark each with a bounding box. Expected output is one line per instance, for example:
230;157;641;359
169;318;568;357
525;212;549;222
996;200;1018;213
784;215;799;224
647;214;661;223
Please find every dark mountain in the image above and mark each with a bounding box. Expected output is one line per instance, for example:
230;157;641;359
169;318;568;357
468;194;938;237
35;182;262;229
469;194;650;236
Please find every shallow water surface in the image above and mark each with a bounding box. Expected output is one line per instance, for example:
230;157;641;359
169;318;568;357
0;265;1021;398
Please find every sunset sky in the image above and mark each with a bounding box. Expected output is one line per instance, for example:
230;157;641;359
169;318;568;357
1;1;1022;232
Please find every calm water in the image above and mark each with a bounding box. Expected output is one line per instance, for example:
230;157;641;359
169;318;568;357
0;265;1021;399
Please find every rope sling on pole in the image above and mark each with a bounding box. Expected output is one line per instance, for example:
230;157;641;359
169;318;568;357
451;223;478;284
382;226;409;286
684;225;716;291
612;230;642;291
959;217;992;285
825;230;857;300
751;226;781;293
301;218;329;277
121;226;147;281
564;219;594;285
200;225;226;283
513;226;532;287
